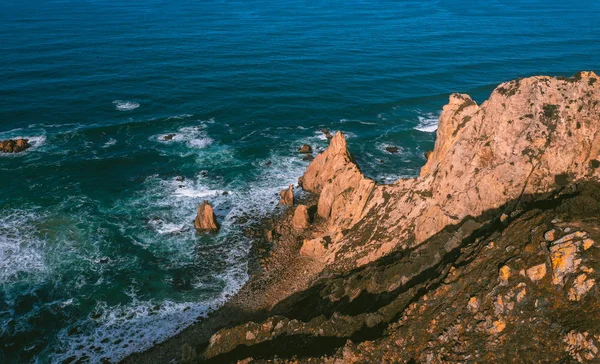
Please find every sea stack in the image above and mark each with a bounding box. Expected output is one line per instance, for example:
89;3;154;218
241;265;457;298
194;201;219;233
279;185;294;206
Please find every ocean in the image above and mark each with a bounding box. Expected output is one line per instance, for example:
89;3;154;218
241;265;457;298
1;0;599;362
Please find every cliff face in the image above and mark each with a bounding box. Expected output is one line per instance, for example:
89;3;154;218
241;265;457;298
203;181;600;363
196;72;600;363
299;71;600;269
125;73;600;364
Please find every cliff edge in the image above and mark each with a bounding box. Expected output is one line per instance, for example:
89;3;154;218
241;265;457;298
298;71;600;270
124;72;600;364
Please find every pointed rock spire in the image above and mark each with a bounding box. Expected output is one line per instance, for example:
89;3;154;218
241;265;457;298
194;201;219;233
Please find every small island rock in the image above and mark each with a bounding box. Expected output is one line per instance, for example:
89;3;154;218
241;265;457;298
298;144;312;154
194;201;219;232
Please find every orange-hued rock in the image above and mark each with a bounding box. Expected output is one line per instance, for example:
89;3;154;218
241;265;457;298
0;138;31;153
194;201;219;233
292;205;310;231
299;237;328;262
279;185;294;206
298;72;600;269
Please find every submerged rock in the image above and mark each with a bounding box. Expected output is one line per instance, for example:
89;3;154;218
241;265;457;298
385;146;399;153
279;185;294;206
321;128;333;140
0;138;30;153
194;201;219;233
298;144;312;154
163;134;176;141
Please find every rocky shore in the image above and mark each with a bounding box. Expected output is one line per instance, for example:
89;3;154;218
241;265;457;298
123;72;600;363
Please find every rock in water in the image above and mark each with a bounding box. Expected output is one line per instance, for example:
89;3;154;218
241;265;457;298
194;201;219;233
0;138;31;153
298;144;312;154
385;146;399;153
292;205;310;230
279;185;294;206
321;129;333;140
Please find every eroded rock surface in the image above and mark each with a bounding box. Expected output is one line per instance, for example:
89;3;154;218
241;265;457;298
279;185;294;206
194;201;219;233
125;73;600;364
201;181;600;363
299;71;600;270
0;138;30;153
292;205;310;231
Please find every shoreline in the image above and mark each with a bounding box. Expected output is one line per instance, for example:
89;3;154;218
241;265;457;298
123;194;327;363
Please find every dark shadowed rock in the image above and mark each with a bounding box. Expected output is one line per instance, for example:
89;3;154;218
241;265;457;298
298;144;312;154
385;145;399;153
0;138;31;153
321;129;333;140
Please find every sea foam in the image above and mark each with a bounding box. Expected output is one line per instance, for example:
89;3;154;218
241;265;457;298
113;100;140;111
415;112;440;133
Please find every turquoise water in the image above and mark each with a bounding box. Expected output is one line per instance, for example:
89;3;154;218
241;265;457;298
1;1;599;362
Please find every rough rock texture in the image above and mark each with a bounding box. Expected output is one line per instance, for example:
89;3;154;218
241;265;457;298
279;185;294;206
125;73;600;364
299;71;600;269
200;181;600;363
298;144;312;154
0;138;30;153
292;205;310;231
194;201;219;232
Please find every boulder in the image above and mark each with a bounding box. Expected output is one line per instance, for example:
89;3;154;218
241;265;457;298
163;134;176;141
321;129;333;140
279;185;294;206
292;205;310;231
0;138;31;153
385;146;399;154
300;237;328;262
194;201;219;232
298;144;312;154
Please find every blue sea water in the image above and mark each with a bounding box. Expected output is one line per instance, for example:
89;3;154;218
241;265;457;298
0;0;599;362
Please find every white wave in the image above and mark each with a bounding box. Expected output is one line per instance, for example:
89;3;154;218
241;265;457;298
149;220;185;235
0;209;48;284
166;114;193;120
102;138;117;148
51;290;238;363
156;126;213;150
340;118;377;125
113;100;140;111
415;112;440;133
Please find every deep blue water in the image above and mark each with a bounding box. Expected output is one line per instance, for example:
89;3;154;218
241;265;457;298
0;0;599;362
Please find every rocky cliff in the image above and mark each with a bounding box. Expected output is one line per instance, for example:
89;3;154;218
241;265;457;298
125;72;600;364
299;71;600;270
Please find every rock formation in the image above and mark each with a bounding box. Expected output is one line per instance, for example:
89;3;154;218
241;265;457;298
125;72;600;364
0;138;30;153
279;185;294;206
298;144;312;154
194;201;219;233
292;204;310;231
385;145;399;153
321;128;333;140
299;71;600;269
